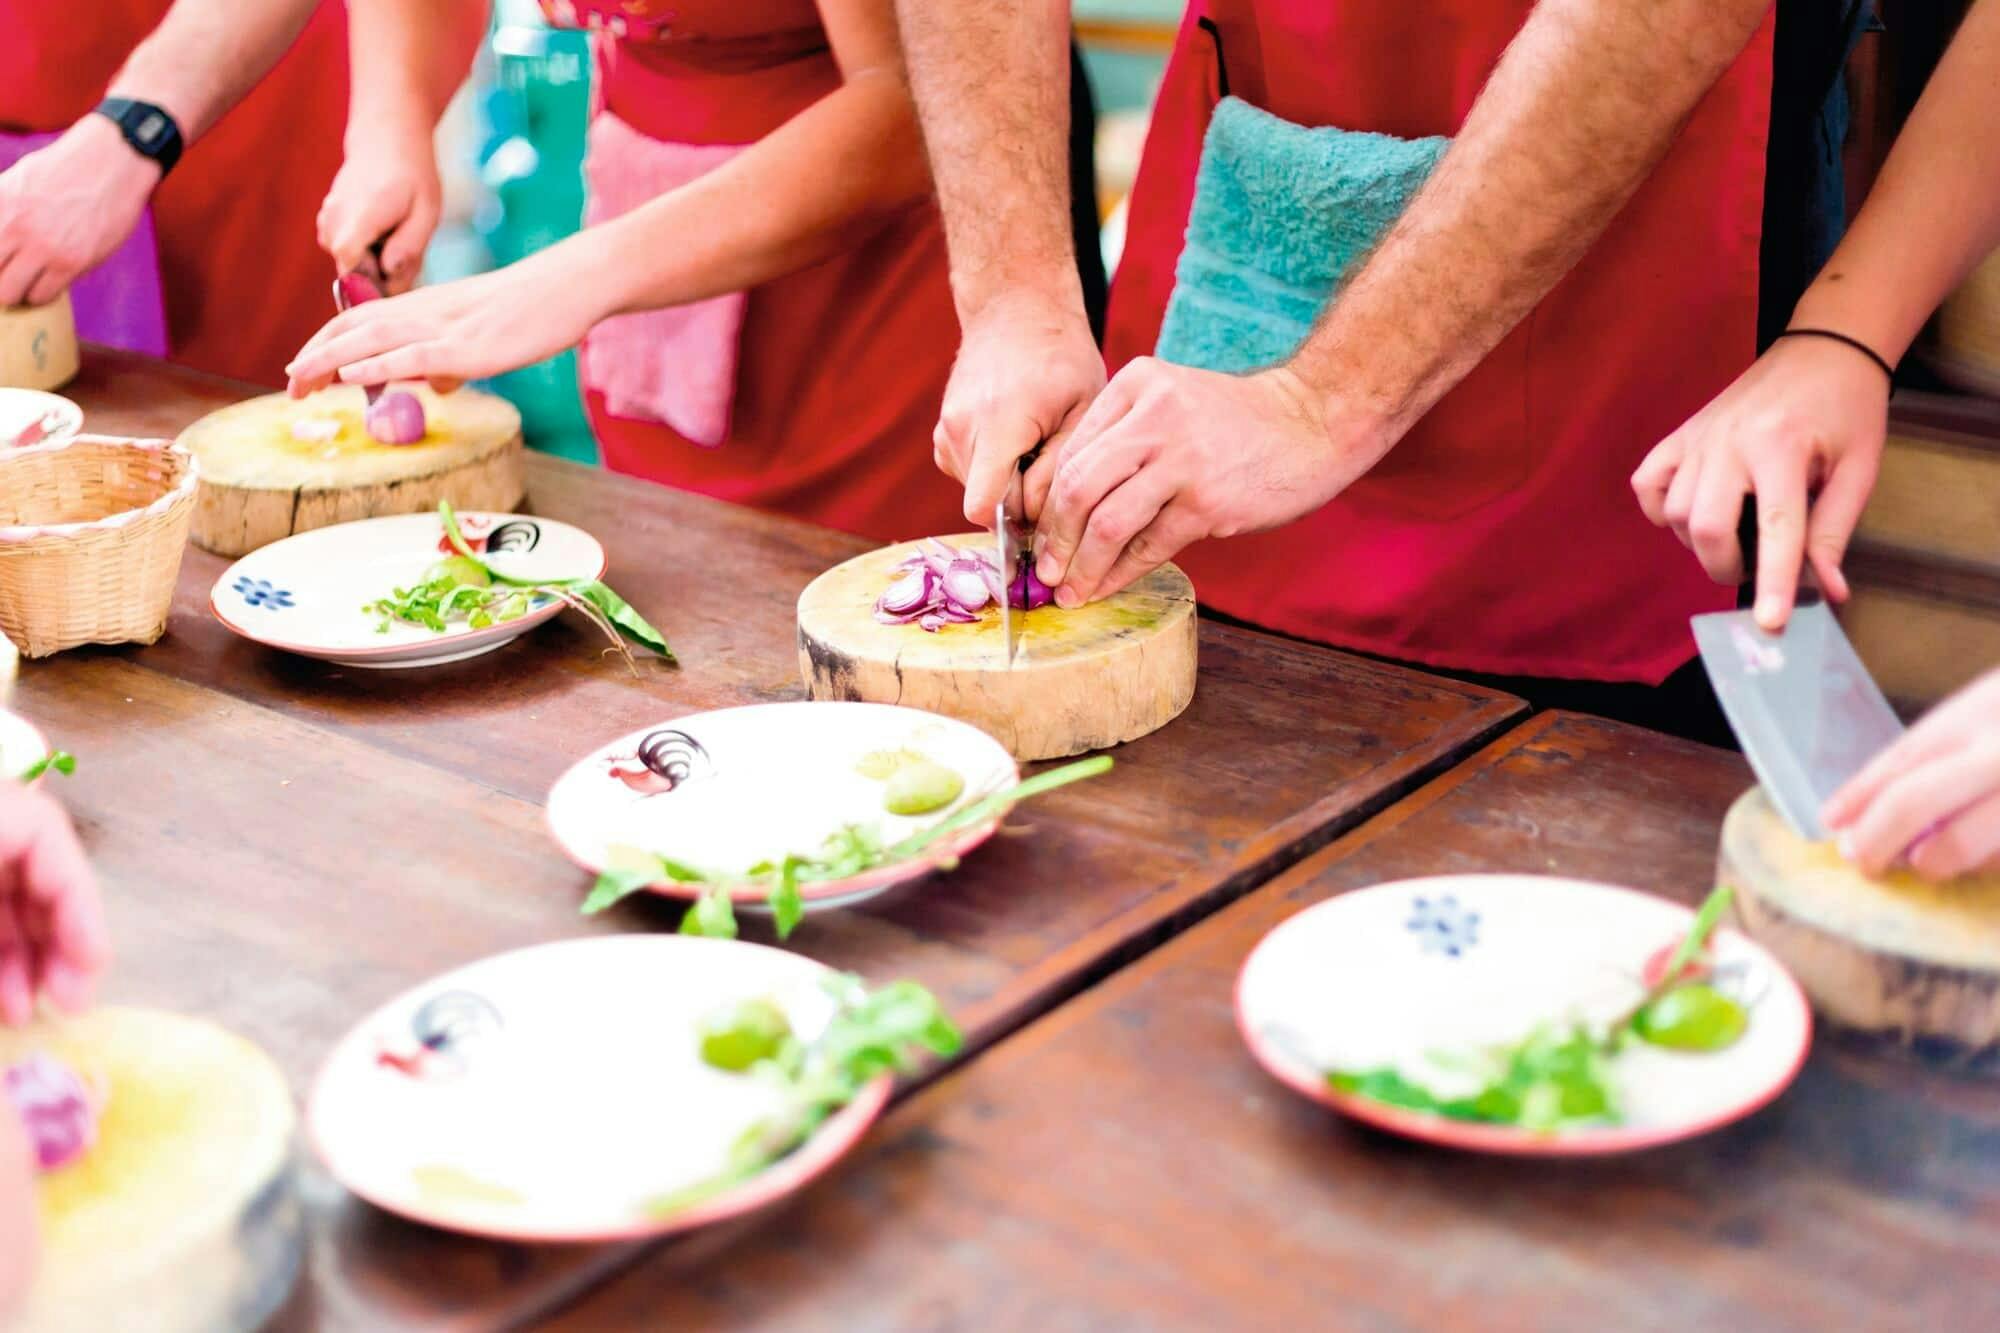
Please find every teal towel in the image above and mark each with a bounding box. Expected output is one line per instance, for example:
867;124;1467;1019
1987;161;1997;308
1156;97;1449;375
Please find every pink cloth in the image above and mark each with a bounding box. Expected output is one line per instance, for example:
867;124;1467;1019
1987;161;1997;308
0;129;169;357
580;111;749;447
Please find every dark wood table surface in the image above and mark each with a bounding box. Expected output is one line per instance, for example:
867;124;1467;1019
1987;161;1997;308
549;712;2000;1333
13;350;1525;1328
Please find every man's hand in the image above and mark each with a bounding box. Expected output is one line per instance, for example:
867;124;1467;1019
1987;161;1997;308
934;292;1105;529
1033;359;1388;606
285;249;605;396
1632;334;1887;630
0;786;110;1028
317;115;443;295
1823;668;2000;880
0;117;160;308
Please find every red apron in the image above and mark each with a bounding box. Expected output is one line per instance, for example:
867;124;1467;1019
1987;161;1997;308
553;0;968;544
0;1;348;387
1106;2;1774;684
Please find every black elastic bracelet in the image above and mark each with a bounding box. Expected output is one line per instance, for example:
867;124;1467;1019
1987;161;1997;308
1775;327;1896;382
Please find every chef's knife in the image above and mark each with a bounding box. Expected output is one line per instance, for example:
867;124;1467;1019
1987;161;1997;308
993;445;1048;668
330;244;390;405
1691;598;1903;841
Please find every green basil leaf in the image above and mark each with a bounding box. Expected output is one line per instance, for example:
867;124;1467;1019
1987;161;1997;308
17;750;76;784
568;580;674;660
679;885;739;940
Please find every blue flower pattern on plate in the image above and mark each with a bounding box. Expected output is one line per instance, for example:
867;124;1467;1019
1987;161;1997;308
1407;894;1480;957
233;576;294;611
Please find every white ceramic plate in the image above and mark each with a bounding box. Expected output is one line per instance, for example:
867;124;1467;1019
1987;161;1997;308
0;388;81;449
308;934;892;1242
0;706;49;784
548;702;1020;912
1236;875;1812;1155
210;511;606;668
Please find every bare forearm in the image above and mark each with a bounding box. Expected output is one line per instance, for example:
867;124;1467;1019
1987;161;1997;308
1294;0;1769;440
896;0;1079;320
107;0;320;141
553;71;929;317
346;0;487;143
1790;0;2000;361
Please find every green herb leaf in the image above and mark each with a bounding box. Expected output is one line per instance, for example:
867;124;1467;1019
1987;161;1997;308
568;580;674;660
17;750;76;784
581;864;663;915
650;976;961;1218
770;859;805;940
678;885;739;940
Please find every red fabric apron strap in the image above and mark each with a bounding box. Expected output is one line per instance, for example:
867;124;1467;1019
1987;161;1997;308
1105;1;1774;685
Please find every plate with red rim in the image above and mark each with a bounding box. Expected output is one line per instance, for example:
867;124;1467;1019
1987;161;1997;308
1235;874;1813;1156
208;510;606;668
547;702;1020;913
0;706;49;786
307;934;893;1243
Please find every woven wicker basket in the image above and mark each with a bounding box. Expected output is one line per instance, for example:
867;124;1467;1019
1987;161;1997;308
0;434;198;656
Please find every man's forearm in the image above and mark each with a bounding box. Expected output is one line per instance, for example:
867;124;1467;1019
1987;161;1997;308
895;0;1080;321
1791;0;2000;363
1292;0;1770;442
106;0;322;142
346;0;488;143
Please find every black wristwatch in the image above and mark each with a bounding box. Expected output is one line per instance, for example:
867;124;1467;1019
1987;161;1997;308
93;97;185;178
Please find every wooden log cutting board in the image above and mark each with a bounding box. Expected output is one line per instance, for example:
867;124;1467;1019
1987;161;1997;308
1720;786;2000;1056
797;536;1198;760
177;384;524;556
2;1008;302;1332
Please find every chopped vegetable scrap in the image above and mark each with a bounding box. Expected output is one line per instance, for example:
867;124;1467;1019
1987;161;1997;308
1326;886;1750;1133
4;1053;99;1172
364;502;673;670
583;755;1115;938
650;975;961;1217
876;538;1055;632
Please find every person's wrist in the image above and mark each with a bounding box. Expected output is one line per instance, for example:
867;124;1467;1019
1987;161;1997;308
954;266;1087;335
342;102;434;159
67;112;163;193
1787;283;1918;369
961;282;1092;349
1275;354;1398;465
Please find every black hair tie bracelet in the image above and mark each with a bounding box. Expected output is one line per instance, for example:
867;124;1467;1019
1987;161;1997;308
1774;327;1896;382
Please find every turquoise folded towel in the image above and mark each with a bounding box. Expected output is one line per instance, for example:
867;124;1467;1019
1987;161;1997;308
1156;97;1449;375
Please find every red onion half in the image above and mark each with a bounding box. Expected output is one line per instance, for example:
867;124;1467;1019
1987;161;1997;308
365;390;428;445
875;538;1056;630
4;1053;98;1172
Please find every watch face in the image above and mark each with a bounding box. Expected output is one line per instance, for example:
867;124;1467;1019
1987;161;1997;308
133;111;168;147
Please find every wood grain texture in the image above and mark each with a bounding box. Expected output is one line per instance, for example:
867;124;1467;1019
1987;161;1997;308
25;348;1530;1327
550;714;2000;1333
179;385;525;557
0;295;78;390
797;536;1197;759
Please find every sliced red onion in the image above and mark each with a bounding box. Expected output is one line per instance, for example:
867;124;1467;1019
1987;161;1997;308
365;390;428;445
879;569;931;616
4;1053;97;1172
942;563;991;611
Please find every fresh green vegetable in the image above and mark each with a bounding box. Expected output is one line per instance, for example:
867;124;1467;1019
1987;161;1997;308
365;503;674;668
882;757;964;816
583;756;1115;937
1326;885;1746;1133
16;750;75;784
1632;982;1747;1051
649;975;961;1217
698;997;794;1072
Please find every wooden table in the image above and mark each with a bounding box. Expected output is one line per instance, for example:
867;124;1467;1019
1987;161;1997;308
15;350;1524;1328
549;713;2000;1333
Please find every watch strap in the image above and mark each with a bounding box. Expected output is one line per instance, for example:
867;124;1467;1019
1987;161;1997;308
93;97;184;178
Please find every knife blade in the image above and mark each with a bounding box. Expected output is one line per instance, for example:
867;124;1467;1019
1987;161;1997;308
995;499;1020;667
994;444;1046;668
1691;599;1904;841
330;245;390;406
